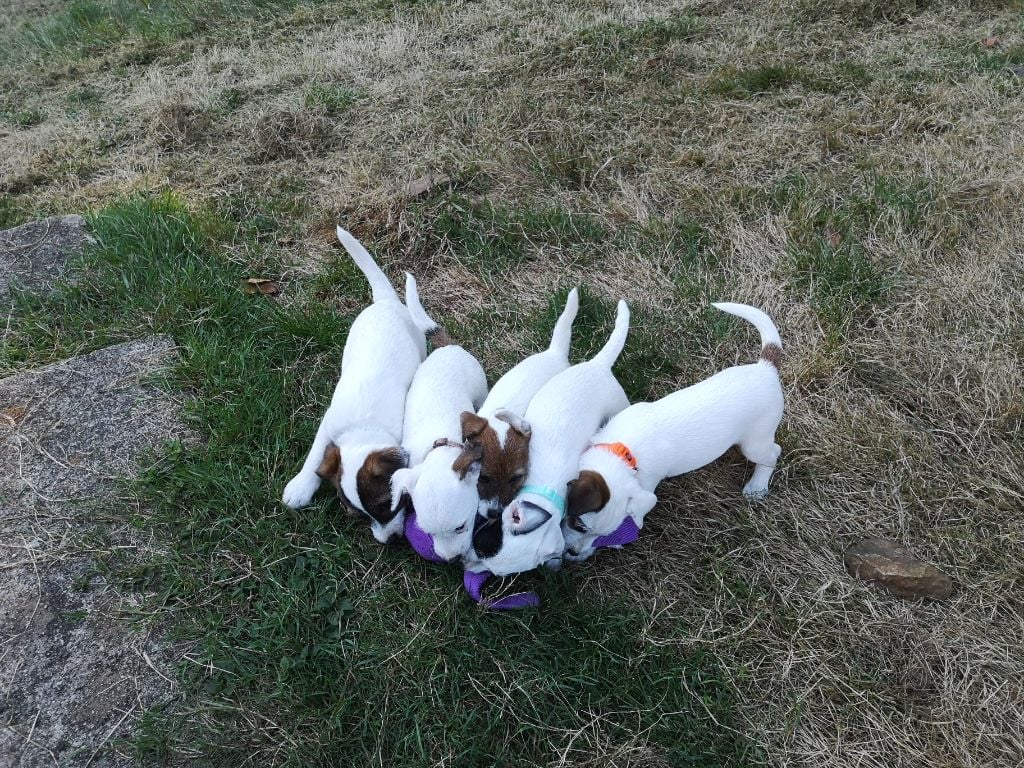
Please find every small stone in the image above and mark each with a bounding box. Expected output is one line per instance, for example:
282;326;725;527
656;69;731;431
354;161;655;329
404;173;451;199
1010;65;1024;78
844;537;953;600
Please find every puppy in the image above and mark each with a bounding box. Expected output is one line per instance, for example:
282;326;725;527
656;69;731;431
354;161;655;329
464;300;631;577
281;227;436;544
563;302;784;561
388;341;488;560
398;288;581;562
455;288;579;513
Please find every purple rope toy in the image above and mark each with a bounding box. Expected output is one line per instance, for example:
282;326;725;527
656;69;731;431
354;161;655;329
403;510;641;610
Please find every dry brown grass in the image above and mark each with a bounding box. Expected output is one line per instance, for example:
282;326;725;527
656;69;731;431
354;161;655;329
2;0;1023;766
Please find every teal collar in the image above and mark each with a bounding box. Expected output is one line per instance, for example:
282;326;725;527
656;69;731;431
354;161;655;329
517;484;567;517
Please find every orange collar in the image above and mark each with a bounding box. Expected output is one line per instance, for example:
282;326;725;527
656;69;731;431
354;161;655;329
594;442;638;471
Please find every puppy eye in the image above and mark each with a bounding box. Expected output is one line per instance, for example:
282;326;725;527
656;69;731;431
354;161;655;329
569;517;589;534
479;474;493;484
454;523;467;534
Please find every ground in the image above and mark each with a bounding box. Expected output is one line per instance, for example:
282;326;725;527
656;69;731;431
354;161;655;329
1;0;1022;767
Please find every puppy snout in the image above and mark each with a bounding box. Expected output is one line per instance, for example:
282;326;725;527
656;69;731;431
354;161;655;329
385;531;403;546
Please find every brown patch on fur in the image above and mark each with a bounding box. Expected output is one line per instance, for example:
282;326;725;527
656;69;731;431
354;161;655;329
761;343;783;369
567;470;610;519
427;326;454;348
316;443;342;493
460;411;531;506
356;448;407;523
452;441;484;479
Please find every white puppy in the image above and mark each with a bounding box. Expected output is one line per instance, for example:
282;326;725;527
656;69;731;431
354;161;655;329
388;342;488;559
281;227;435;544
464;300;631;577
456;288;580;512
394;289;581;561
562;302;784;561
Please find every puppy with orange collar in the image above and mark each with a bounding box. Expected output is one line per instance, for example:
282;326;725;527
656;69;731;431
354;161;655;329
281;228;435;539
563;303;785;561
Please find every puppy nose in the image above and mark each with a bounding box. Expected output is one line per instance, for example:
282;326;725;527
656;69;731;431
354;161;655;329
386;532;403;545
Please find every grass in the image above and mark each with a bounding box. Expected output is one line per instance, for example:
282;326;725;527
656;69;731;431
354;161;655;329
2;193;755;766
3;0;1024;766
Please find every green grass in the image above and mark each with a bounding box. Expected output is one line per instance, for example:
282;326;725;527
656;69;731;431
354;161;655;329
412;194;607;277
303;84;361;115
2;193;757;767
1;0;325;63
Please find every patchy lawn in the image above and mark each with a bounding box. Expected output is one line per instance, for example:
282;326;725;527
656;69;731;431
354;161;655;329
2;0;1023;766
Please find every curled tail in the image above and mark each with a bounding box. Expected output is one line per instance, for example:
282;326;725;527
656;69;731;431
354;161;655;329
404;272;451;347
547;287;579;357
592;300;630;368
712;302;783;368
336;226;398;303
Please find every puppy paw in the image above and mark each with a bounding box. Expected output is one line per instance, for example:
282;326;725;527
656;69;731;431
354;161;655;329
282;473;320;508
563;549;594;563
742;482;770;501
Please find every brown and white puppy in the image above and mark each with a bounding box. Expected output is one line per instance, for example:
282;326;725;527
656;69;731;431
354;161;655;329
281;228;436;543
562;302;785;561
454;288;580;516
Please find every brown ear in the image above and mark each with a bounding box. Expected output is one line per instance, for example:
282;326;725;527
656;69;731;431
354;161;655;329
451;442;484;479
567;470;610;518
316;444;341;480
365;448;407;477
460;411;489;442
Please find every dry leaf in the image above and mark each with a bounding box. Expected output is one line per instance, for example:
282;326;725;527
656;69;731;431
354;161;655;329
982;35;1000;48
244;278;280;296
826;230;843;249
405;173;451;199
1;404;28;427
277;236;295;246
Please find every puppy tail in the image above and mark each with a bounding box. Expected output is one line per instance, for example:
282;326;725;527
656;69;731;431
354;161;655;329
404;272;452;347
336;226;398;303
547;287;579;356
712;302;783;368
592;300;630;368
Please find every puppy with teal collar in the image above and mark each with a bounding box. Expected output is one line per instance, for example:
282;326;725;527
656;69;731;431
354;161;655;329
563;302;785;561
464;300;631;577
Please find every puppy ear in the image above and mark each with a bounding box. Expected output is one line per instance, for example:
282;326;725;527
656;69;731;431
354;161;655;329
566;470;609;518
367;448;407;477
451;442;483;480
625;489;658;525
390;465;421;513
315;443;341;480
460;411;489;442
509;500;551;535
494;408;531;436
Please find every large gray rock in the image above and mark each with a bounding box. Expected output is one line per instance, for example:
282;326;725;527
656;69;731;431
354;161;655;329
0;336;186;767
0;215;92;301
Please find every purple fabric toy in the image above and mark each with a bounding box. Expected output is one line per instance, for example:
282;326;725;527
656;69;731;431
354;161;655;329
404;511;445;564
404;509;642;610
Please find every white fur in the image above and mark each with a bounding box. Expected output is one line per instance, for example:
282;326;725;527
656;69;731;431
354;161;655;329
389;344;488;558
281;228;431;540
563;302;784;561
477;287;579;433
465;300;631;576
389;288;582;561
